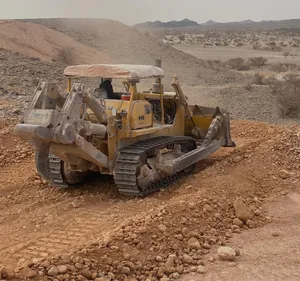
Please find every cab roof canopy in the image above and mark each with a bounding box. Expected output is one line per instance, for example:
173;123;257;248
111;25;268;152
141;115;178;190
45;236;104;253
63;64;164;80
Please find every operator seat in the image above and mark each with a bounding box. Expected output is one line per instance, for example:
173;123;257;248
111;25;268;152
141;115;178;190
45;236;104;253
94;88;108;99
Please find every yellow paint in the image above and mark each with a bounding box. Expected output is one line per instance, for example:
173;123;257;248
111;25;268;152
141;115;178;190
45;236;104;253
61;73;221;175
159;78;165;125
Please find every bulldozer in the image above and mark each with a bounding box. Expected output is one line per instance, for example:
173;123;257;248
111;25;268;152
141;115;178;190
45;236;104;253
14;60;235;196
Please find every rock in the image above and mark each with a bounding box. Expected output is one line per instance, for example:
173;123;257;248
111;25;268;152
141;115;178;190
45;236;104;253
176;234;183;241
172;272;180;278
232;155;242;163
228;262;237;267
233;199;253;223
187;238;201;250
201;242;211;249
203;204;213;212
48;266;58;277
57;265;68;274
160;277;169;281
95;278;110;281
182;254;193;264
121;266;131;275
124;277;138;281
156;256;163;262
61;254;71;263
190;266;197;272
196;265;206;274
158;224;167;232
165;255;176;268
78;275;88;281
232;218;244;227
71;200;81;208
233;248;241;256
75;262;83;269
265;216;272;222
1;267;15;280
254;209;261;216
0;267;15;280
81;269;92;279
272;232;280;237
217;247;236;261
40;259;51;268
182;228;191;238
17;258;27;267
32;257;43;264
246;219;255;228
279;170;293;179
19;267;37;278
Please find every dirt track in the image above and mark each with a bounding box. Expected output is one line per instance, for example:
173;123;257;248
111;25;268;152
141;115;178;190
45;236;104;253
1;119;299;280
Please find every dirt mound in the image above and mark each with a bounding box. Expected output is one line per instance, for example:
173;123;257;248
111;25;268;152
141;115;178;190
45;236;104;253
0;120;299;280
0;21;112;64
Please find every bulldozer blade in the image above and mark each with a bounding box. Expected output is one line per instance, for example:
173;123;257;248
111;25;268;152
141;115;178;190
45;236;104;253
159;139;224;175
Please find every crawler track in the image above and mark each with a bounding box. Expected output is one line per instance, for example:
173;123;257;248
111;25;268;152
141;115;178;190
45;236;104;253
49;154;68;188
114;136;197;196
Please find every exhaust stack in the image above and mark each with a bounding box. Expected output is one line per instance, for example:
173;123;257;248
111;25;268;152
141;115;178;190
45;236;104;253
152;59;162;94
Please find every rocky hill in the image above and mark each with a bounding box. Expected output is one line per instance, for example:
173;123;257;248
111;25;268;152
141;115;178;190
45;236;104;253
0;21;112;64
135;18;300;31
19;18;239;87
135;18;199;29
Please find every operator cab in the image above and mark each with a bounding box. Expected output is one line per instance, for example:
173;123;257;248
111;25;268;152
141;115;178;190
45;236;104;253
94;78;131;100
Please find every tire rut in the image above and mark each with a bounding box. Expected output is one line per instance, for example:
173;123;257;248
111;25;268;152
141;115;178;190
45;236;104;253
0;204;143;266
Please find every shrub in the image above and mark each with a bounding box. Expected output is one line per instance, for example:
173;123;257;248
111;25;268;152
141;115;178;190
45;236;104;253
266;74;300;117
253;73;266;85
271;46;283;52
244;83;253;91
226;57;250;70
270;63;288;73
248;56;268;67
178;35;185;42
265;77;283;95
56;48;74;65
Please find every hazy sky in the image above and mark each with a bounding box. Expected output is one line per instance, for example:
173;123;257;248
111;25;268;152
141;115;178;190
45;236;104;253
0;0;299;25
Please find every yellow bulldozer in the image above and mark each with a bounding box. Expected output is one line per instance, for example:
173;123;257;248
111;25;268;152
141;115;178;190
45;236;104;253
14;60;235;196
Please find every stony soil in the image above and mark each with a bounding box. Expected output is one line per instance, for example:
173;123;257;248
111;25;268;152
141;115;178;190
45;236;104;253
0;119;299;280
1;18;300;281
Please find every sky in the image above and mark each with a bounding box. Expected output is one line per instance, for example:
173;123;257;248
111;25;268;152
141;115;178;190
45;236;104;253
0;0;299;25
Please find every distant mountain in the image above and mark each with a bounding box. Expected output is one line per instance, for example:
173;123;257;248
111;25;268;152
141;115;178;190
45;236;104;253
203;20;219;25
135;18;300;30
135;18;199;28
240;19;255;24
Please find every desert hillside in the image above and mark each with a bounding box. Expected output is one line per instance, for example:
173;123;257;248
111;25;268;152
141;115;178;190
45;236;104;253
0;21;112;64
21;18;240;86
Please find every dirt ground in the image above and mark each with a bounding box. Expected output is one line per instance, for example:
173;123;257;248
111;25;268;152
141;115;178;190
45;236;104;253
1;118;300;280
174;45;300;64
179;192;300;281
1;18;300;281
